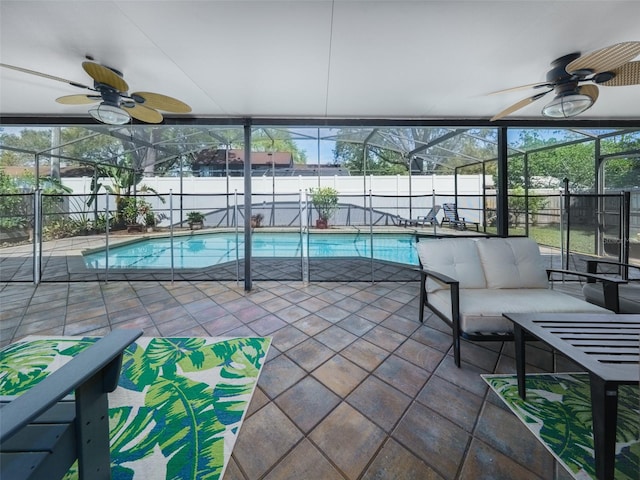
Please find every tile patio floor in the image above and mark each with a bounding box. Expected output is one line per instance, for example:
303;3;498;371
0;278;580;480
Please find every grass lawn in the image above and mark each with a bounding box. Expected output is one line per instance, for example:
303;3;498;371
529;226;596;255
485;224;597;255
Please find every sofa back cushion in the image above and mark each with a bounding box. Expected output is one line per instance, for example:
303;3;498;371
476;237;548;289
416;238;486;292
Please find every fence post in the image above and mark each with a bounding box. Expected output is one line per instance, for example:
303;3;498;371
432;189;437;236
169;189;174;283
563;178;570;270
622;191;630;268
300;189;308;283
33;189;41;285
235;190;240;285
369;189;374;284
105;193;109;283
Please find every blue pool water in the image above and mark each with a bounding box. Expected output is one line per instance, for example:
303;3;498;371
83;232;419;269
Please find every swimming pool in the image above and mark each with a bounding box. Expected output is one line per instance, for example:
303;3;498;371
82;232;420;269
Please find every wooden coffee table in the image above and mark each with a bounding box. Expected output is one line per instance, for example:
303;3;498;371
503;312;640;480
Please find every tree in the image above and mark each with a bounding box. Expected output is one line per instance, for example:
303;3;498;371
252;129;307;164
0;169;72;230
506;129;640;192
333;140;408;175
0;127;51;166
603;157;640;189
509;186;548;226
332;127;497;175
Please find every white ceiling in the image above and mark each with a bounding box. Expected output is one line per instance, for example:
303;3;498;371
1;0;640;123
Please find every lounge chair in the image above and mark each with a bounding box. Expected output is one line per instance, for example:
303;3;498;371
415;237;622;366
582;259;640;313
397;205;440;227
440;203;479;231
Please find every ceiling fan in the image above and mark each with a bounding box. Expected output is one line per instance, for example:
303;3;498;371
0;58;192;125
490;41;640;121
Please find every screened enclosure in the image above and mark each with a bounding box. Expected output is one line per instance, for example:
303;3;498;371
1;123;639;285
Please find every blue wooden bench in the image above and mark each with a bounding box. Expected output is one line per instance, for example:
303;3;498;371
0;329;142;480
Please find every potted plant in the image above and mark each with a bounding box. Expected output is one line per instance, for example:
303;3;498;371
144;211;156;232
310;187;339;229
121;198;152;233
187;211;205;230
251;213;263;228
122;198;141;232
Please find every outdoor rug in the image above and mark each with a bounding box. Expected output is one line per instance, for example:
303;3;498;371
0;335;271;480
483;373;639;480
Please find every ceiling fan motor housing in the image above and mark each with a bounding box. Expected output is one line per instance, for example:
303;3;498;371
547;53;582;83
554;81;581;97
97;86;124;107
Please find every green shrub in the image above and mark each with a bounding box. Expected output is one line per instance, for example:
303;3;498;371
310;187;339;221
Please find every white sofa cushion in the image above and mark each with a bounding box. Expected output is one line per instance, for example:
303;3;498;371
416;238;486;292
476;237;549;289
428;288;609;334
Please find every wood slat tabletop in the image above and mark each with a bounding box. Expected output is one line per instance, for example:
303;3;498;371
503;313;640;382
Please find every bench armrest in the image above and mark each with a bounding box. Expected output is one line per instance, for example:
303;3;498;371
586;259;640;280
419;268;459;285
547;269;626;313
0;329;142;443
546;268;627;285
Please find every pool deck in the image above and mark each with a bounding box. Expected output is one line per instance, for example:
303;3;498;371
1;276;582;479
0;225;590;479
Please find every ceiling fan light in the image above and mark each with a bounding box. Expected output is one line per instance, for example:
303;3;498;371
88;103;130;125
542;93;594;118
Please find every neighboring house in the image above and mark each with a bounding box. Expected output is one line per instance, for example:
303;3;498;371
192;149;293;177
191;149;350;177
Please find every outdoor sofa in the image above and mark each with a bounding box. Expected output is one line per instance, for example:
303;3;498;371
416;236;622;366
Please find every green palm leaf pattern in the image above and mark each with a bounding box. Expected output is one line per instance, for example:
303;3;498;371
0;335;271;480
484;373;639;480
0;338;97;394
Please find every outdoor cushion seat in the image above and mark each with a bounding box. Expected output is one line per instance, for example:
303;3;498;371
428;288;608;335
416;236;619;367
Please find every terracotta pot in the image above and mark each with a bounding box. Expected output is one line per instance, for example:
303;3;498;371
316;218;328;229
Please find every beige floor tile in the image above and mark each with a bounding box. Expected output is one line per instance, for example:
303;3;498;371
0;279;572;479
310;402;386;479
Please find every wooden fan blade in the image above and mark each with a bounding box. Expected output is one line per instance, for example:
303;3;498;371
602;61;640;86
131;91;191;113
82;61;129;92
123;104;163;124
0;63;92;90
578;84;599;103
56;94;101;105
490;91;550;121
566;41;640;74
488;82;553;95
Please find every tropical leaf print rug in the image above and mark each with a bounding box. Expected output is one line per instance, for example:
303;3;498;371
0;335;271;480
483;373;639;480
